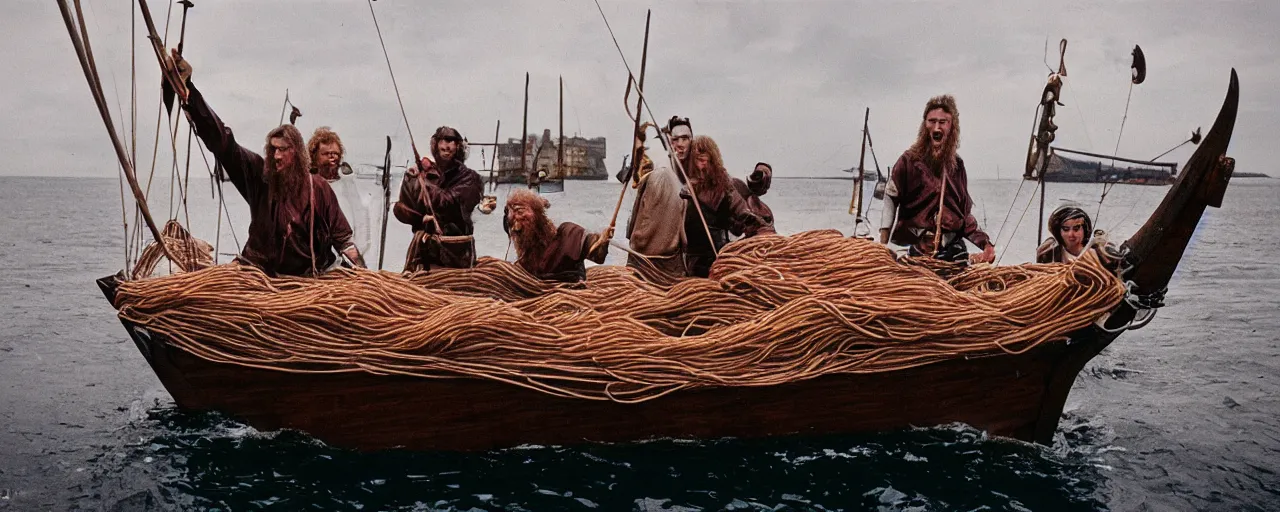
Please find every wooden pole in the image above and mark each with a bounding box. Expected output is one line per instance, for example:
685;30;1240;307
522;72;531;188
850;107;870;225
489;120;500;191
558;75;565;180
61;0;177;268
627;12;651;183
599;11;650;242
377;135;392;270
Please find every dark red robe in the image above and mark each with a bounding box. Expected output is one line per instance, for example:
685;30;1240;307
888;152;991;249
184;84;354;277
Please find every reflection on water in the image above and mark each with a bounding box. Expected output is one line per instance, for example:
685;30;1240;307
84;407;1108;511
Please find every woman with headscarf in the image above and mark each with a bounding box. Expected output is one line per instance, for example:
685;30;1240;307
1037;205;1100;263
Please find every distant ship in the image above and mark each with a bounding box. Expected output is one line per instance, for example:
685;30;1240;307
1039;148;1177;185
840;166;881;181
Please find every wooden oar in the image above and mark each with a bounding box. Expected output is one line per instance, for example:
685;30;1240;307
366;0;443;236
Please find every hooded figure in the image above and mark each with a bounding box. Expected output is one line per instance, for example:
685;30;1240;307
623;117;694;280
503;189;609;282
395;126;484;271
730;162;777;238
1037;205;1098;263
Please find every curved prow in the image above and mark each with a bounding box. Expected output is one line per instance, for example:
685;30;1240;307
1121;69;1238;295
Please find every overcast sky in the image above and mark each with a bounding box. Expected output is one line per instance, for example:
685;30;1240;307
3;0;1274;180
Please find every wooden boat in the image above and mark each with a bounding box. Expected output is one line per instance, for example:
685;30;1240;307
97;71;1239;453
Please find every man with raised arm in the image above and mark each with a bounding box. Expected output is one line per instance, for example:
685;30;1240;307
167;50;364;276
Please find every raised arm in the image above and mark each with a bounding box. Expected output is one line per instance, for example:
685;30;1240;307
181;82;263;199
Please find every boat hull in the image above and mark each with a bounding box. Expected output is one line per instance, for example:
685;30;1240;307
102;295;1114;452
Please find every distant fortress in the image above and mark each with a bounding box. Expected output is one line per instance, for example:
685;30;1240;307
492;129;608;183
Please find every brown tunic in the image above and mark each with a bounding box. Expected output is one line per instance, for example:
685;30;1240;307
184;84;354;277
730;178;777;237
516;223;608;282
394;162;483;270
888;152;991;249
625;165;688;278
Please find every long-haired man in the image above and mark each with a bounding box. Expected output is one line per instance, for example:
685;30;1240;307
878;95;995;263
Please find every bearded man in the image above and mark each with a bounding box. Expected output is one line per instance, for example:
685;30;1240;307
308;127;373;260
308;127;346;181
394;126;484;271
730;162;777;238
170;52;364;276
504;189;610;282
878;95;995;264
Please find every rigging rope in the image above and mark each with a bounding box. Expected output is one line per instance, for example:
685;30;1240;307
1096;82;1137;222
590;2;716;253
995;180;1042;266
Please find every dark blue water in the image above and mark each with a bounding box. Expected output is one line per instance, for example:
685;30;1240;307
2;176;1277;511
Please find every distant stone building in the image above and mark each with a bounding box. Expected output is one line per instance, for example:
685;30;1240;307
494;129;607;183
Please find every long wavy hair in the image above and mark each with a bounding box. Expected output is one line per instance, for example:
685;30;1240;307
907;94;961;168
505;188;556;261
263;124;310;202
689;135;731;206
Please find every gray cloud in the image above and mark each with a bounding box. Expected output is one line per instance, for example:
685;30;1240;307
3;0;1272;182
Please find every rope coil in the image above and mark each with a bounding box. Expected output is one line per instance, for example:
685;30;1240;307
113;231;1125;403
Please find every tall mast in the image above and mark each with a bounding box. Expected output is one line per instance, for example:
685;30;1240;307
558;75;565;179
521;72;530;187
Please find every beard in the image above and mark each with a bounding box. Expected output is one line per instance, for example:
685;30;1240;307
509;215;556;261
923;133;953;171
432;145;461;172
314;161;339;180
267;160;308;206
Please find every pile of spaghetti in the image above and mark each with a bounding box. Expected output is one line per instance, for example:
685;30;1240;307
112;230;1124;402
